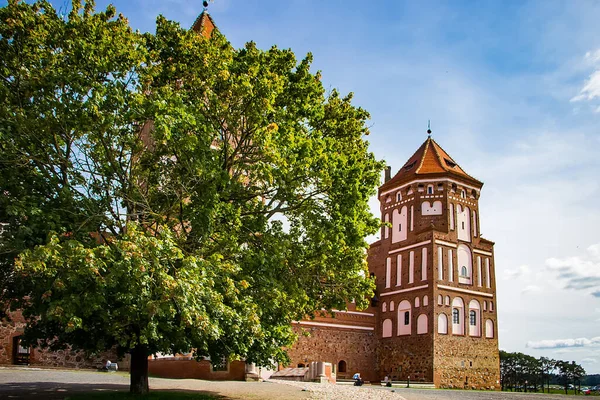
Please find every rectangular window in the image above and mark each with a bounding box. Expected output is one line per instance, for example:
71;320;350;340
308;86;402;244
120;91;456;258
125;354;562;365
469;310;476;326
438;246;443;280
396;255;402;286
452;308;459;324
448;249;454;282
410;205;414;231
384;213;389;239
421;248;427;281
477;256;482;287
449;203;455;230
404;311;410;325
409;251;414;284
486;258;491;288
399;224;402;232
385;257;391;288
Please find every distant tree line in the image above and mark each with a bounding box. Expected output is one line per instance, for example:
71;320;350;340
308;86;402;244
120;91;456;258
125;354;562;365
500;351;586;394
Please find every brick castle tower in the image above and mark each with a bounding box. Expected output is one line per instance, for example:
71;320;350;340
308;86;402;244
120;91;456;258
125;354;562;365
288;131;500;389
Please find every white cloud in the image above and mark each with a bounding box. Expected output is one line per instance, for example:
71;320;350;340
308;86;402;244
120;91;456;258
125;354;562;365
521;285;542;295
504;265;530;280
527;337;600;349
545;243;600;295
571;70;600;102
571;49;600;111
582;358;598;364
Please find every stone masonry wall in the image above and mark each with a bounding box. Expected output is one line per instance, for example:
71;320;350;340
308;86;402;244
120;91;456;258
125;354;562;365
286;325;378;382
377;333;433;382
434;334;499;389
1;311;119;369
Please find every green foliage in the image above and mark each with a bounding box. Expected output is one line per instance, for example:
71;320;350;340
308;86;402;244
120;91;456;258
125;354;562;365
0;0;382;377
500;350;586;394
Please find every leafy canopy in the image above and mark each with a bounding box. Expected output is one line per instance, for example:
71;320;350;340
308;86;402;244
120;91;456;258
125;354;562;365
0;0;383;366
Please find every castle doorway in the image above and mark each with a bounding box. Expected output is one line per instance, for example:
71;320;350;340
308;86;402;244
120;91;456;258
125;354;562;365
12;336;30;365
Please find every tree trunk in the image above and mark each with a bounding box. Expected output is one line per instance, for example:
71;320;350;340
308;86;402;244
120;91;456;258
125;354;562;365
130;345;149;394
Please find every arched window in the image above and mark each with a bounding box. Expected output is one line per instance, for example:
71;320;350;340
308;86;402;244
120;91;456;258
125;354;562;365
415;297;420;307
392;206;408;243
468;300;481;337
490;301;494;311
382;319;393;338
437;314;448;334
423;295;428;306
457;205;471;242
417;314;428;334
382;302;387;312
485;320;494;338
338;360;347;373
427;184;434;194
437;295;443;305
398;300;411;336
396;192;402;202
461;190;466;199
444;295;450;306
390;301;395;311
452;308;459;324
457;244;472;285
452;297;465;335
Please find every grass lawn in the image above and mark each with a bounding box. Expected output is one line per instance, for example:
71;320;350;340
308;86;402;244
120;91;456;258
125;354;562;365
66;392;218;399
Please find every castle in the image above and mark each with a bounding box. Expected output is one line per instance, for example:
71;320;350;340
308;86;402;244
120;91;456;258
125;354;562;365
286;134;500;389
0;10;499;388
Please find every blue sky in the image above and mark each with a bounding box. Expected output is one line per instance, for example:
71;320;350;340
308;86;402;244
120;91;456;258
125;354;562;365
5;0;600;373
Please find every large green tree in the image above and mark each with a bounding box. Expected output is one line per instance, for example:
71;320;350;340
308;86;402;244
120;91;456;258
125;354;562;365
0;0;383;394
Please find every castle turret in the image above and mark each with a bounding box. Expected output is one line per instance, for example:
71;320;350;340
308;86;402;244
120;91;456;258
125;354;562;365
369;132;499;389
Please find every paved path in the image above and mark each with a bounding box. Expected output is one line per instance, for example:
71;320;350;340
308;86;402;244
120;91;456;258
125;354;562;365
0;367;581;400
0;367;308;399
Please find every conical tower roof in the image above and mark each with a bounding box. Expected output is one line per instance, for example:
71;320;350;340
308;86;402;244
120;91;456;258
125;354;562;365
191;11;217;38
380;137;482;193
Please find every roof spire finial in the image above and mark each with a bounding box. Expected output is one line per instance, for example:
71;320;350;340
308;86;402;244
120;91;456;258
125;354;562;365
203;0;209;10
427;120;432;137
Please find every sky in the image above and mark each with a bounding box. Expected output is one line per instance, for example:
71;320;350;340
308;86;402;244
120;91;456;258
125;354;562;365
6;0;600;373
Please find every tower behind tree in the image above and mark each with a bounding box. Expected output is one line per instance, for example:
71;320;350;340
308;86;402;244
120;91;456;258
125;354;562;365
370;134;499;388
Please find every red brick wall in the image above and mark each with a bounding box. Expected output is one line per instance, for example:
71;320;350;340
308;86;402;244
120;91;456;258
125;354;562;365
148;358;246;380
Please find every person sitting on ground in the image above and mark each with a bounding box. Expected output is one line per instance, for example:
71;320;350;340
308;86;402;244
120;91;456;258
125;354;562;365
353;372;363;386
384;375;392;387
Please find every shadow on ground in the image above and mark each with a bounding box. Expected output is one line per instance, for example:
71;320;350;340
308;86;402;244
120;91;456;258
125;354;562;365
0;382;228;399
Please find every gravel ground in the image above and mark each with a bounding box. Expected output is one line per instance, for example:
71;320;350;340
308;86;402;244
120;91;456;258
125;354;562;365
276;380;408;400
0;367;582;400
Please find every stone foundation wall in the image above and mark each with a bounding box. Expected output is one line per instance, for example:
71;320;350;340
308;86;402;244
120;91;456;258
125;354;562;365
377;333;433;382
0;312;118;370
433;334;499;389
287;325;378;382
